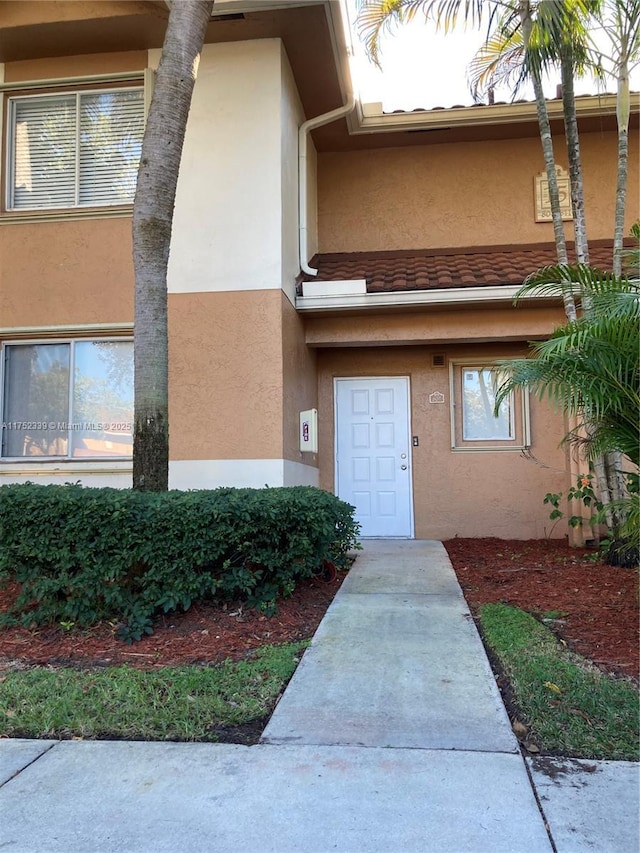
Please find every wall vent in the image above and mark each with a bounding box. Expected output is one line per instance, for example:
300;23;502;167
431;353;446;367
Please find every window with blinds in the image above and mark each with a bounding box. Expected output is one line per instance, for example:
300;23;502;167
7;88;144;211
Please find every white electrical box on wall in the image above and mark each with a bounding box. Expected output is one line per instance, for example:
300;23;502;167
299;409;318;453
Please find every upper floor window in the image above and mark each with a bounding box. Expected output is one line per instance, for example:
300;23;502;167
1;340;133;459
6;88;144;211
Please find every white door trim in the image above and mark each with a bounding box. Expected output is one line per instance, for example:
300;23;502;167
334;376;415;539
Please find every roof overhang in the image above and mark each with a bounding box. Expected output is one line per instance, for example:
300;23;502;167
349;92;638;136
0;0;353;124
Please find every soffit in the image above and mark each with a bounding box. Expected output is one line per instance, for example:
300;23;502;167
0;1;345;120
312;102;637;151
299;242;621;293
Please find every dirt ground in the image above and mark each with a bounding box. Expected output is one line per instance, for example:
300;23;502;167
0;539;637;681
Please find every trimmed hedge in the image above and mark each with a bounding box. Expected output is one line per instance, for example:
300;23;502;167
0;484;359;642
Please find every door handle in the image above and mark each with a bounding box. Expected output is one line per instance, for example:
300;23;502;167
400;464;407;470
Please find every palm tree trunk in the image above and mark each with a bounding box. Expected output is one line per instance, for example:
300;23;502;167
557;45;615;517
609;20;633;515
613;54;630;277
520;3;577;323
132;0;214;491
613;128;629;277
560;49;589;265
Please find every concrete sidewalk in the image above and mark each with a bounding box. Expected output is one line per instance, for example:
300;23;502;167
1;540;638;852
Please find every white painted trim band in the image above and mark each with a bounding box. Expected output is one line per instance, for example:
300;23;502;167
169;459;319;490
0;71;145;93
296;285;553;312
0;207;133;226
350;93;637;135
301;279;366;297
0;323;133;338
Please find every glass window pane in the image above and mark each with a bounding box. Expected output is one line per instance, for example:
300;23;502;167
71;341;133;457
462;368;513;440
2;344;70;457
11;95;77;210
79;90;144;206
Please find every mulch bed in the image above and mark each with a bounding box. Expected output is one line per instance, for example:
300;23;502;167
0;540;637;684
0;573;347;670
444;538;639;682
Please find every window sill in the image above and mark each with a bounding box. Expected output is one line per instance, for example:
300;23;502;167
451;445;528;453
0;459;132;473
0;206;133;225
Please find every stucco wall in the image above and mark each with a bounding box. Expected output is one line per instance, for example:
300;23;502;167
304;303;568;347
167;39;287;296
0;219;134;328
281;292;317;467
168;289;284;462
167;289;319;488
280;46;305;304
317;130;639;252
317;344;570;540
2;49;148;81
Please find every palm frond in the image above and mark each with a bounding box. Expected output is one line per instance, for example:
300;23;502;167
515;264;639;314
624;221;640;277
496;261;639;467
498;259;639;457
429;0;487;33
468;27;525;100
356;0;431;66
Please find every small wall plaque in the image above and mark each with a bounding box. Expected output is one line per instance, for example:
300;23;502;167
429;391;445;404
534;166;573;222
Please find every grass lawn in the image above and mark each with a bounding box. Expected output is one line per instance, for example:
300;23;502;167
0;642;306;742
479;604;639;761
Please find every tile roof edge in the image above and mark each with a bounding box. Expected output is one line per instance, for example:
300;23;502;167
309;239;621;264
378;91;637;116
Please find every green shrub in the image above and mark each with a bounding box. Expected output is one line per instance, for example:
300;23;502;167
0;484;359;641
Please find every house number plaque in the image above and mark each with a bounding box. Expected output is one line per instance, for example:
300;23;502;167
429;391;445;404
534;166;573;222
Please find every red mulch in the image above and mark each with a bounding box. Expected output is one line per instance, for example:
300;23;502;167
444;538;639;681
0;574;346;670
0;540;637;683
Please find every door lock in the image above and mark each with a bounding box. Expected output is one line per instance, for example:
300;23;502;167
401;464;407;470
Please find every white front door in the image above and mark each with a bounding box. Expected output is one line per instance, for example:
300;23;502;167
335;377;413;538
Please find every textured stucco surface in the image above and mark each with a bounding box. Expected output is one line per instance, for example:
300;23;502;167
0;218;134;328
317;343;570;541
281;293;317;467
168;290;285;461
168;291;322;466
3;48;148;81
166;40;284;296
304;304;568;347
317;131;638;253
280;46;306;303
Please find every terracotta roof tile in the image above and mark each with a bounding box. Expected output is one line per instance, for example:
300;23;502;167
299;243;620;294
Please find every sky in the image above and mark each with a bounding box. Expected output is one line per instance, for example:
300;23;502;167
344;1;640;112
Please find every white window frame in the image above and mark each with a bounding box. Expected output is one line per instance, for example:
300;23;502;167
449;360;531;452
5;85;145;212
0;337;133;462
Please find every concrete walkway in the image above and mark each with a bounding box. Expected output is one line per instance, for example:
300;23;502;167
1;540;638;852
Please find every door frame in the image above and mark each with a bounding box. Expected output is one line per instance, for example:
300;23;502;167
333;375;415;539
